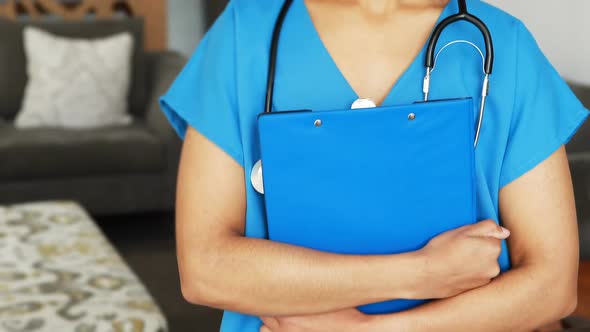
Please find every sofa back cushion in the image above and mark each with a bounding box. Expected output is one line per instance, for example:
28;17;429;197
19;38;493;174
0;18;147;119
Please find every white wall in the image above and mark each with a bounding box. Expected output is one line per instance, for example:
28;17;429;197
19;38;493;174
167;0;205;57
486;0;590;85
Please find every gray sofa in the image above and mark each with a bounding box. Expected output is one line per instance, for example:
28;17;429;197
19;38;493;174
0;18;185;215
567;83;590;258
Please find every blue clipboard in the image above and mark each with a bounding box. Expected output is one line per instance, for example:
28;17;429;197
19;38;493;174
258;98;477;314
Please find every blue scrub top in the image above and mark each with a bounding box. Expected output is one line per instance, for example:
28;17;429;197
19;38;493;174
160;1;589;331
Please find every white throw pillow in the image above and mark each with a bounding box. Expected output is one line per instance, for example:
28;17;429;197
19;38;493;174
15;27;134;129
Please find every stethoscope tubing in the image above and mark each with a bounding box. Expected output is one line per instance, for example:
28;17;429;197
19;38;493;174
265;0;494;116
265;0;295;115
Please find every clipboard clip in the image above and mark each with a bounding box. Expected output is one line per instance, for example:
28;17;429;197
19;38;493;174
251;99;377;194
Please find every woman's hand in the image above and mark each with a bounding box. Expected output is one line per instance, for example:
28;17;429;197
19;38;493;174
413;219;511;299
260;308;372;332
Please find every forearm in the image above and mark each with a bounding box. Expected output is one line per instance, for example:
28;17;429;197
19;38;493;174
182;235;422;317
370;264;576;332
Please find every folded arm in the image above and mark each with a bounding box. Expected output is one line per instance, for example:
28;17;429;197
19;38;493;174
370;146;579;332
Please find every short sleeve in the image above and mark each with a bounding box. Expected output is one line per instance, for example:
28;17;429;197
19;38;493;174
159;2;244;166
499;22;589;188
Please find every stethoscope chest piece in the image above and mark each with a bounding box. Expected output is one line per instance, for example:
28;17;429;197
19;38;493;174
251;160;265;194
351;98;377;109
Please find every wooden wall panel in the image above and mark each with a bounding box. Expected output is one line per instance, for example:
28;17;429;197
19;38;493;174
129;0;167;51
0;0;167;50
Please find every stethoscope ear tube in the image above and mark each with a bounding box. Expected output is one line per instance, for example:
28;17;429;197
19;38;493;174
425;8;494;75
423;1;494;148
423;38;491;148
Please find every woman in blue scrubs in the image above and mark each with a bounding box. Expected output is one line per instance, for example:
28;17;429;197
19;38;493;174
161;0;589;331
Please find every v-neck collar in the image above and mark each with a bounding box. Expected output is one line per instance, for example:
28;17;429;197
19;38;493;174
296;0;457;108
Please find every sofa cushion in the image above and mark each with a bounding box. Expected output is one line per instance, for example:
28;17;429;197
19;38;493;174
0;123;166;179
0;18;147;119
16;27;134;129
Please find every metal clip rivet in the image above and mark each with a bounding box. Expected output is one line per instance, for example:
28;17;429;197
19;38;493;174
314;119;323;127
408;113;416;121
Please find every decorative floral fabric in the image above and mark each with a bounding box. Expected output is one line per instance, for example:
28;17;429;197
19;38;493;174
0;201;168;332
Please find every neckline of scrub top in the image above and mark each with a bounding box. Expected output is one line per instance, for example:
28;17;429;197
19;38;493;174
297;0;457;107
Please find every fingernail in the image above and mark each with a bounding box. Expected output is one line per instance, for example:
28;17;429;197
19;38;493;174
501;227;510;237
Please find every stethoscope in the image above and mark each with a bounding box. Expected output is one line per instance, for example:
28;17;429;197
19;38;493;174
251;0;495;195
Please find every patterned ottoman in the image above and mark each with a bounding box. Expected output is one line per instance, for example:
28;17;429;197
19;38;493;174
0;201;168;332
